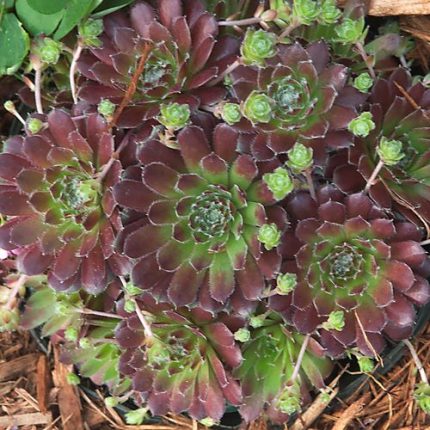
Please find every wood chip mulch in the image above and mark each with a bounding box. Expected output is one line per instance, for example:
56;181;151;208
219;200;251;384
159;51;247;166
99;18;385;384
1;324;430;430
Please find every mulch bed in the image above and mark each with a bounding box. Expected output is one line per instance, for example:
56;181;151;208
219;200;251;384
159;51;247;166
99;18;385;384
0;325;430;430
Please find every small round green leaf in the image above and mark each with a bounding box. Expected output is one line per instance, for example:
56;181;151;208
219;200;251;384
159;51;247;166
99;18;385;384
16;0;64;36
27;0;67;14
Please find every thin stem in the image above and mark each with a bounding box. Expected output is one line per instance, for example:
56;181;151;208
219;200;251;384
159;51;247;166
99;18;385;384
78;309;123;319
70;43;83;104
355;42;376;80
4;102;26;126
5;275;27;309
403;339;428;385
209;59;241;86
364;159;384;193
421;238;430;246
278;20;300;41
119;275;153;343
218;16;262;26
109;42;152;129
290;334;310;384
304;168;317;201
34;67;43;114
133;299;153;343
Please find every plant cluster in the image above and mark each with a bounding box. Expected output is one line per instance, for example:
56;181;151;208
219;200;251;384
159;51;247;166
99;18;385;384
1;0;430;426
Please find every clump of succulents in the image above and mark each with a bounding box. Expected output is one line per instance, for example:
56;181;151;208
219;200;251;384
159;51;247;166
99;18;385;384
235;312;332;423
332;68;430;225
0;0;429;427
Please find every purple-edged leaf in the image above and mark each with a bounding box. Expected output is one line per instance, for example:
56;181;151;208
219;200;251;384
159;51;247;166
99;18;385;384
209;252;235;303
143;162;179;198
390;241;426;268
171;16;191;53
189;243;212;271
317;201;346;224
178;126;211;174
241;202;266;226
355;302;387;333
404;275;430;305
124;224;170;259
113;179;158;212
0;153;30;181
52;241;81;281
116;322;145;349
10;216;46;246
0;191;33;216
16;169;44;194
132;255;168;291
229;155;258;191
205;322;242;368
148;200;178;225
81;245;106;294
213;124;239;163
157;239;194;272
236;255;264;300
200;153;229;186
167;262;204;306
246;180;276;205
384;293;416;328
373;279;394;307
226;236;248;270
18;245;53;276
47;110;76;150
385;260;415;292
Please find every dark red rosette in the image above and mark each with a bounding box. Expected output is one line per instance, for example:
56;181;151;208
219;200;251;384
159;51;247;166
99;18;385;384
270;185;430;357
331;68;430;225
114;123;287;312
0;110;130;293
77;0;240;127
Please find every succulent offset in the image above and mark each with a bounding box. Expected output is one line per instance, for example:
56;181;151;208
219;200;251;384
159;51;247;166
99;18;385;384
0;0;429;426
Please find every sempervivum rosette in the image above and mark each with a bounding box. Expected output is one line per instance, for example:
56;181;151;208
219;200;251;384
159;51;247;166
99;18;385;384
0;110;129;293
116;296;242;422
331;68;430;224
114;124;287;312
235;313;332;424
77;0;240;127
228;41;365;164
270;185;430;357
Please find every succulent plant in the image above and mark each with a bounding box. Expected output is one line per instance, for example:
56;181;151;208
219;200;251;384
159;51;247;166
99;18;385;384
0;0;428;426
116;296;242;421
235;313;332;423
77;0;240;127
229;40;364;164
0;110;130;293
332;68;430;224
270;185;430;357
114;123;287;311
